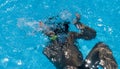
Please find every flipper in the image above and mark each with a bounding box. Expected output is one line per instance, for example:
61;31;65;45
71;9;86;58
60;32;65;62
84;42;118;69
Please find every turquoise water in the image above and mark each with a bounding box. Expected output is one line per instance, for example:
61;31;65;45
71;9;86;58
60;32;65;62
0;0;120;69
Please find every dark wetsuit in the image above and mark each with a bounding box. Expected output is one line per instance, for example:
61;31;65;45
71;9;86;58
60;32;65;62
43;17;117;69
52;21;70;44
43;21;97;69
43;31;84;69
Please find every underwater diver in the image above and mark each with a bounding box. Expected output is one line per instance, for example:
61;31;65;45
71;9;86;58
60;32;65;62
40;14;117;69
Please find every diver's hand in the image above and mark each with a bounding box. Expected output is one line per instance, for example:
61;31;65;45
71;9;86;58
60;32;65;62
75;13;80;20
73;13;81;24
39;21;44;27
73;19;77;24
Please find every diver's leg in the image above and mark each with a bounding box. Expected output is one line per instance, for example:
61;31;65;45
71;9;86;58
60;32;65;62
84;42;118;69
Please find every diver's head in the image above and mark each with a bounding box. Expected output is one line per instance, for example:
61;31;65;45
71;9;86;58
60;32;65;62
53;21;70;34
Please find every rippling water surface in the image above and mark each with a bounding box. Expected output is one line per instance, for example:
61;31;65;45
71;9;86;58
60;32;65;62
0;0;120;69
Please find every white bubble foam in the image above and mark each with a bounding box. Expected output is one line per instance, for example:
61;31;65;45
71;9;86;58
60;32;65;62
0;0;9;8
108;27;113;34
17;60;22;65
104;67;106;69
44;38;48;40
85;64;89;67
41;44;45;48
2;57;9;63
99;60;104;65
104;27;107;31
86;59;91;64
108;27;112;32
97;18;103;22
60;10;72;20
97;24;103;27
17;18;38;29
92;65;95;68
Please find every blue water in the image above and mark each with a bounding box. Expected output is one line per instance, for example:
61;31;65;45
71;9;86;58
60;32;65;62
0;0;120;69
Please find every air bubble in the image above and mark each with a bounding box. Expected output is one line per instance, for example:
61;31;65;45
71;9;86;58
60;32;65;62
97;24;103;27
17;60;22;65
2;57;9;63
98;18;103;22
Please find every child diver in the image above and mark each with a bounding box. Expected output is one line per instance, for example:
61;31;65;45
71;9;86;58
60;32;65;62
40;14;117;69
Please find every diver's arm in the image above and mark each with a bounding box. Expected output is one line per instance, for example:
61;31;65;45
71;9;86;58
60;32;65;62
73;14;96;40
73;13;96;40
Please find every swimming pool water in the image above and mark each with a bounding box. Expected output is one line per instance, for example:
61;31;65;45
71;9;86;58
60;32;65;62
0;0;120;69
